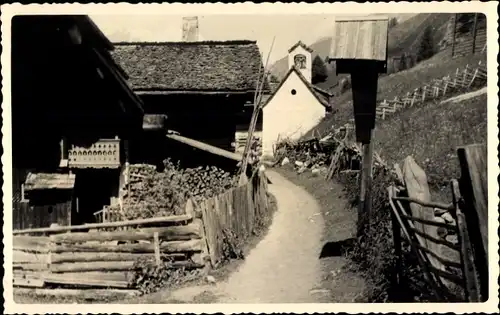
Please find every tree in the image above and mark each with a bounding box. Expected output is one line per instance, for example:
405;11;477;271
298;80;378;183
269;74;280;83
416;26;435;62
399;53;407;71
312;55;328;84
389;17;398;29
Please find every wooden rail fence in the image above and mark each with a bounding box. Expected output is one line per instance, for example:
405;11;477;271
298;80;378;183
388;145;487;302
12;170;271;296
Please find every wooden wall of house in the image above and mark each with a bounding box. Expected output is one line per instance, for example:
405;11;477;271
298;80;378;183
15;190;73;229
11;16;141;170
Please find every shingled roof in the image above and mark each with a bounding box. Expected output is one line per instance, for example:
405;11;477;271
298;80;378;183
111;41;269;92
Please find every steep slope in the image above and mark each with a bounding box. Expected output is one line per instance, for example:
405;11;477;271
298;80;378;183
269;13;452;94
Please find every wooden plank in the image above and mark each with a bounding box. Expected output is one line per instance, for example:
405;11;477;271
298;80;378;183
14;214;193;235
13;277;45;288
357;132;374;237
451;179;481;302
50;224;201;243
154;232;161;266
402;156;455;287
51;261;136;273
13;250;49;264
50;252;185;263
13;236;50;253
199;200;218;266
13;288;140;299
14;263;49;271
456;144;488;265
51;239;203;253
44;273;130;288
45;271;132;282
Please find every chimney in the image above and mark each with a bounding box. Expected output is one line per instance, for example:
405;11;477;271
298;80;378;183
182;16;199;42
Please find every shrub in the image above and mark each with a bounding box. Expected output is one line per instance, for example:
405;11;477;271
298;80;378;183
339;77;352;94
312;55;328;84
131;256;201;295
417;26;436;62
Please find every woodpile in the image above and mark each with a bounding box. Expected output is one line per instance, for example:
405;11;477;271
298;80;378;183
122;159;238;220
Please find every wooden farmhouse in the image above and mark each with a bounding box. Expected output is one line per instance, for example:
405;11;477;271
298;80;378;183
110;18;268;170
11;15;145;229
261;41;333;158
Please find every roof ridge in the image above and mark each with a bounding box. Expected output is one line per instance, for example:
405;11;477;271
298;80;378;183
113;40;257;46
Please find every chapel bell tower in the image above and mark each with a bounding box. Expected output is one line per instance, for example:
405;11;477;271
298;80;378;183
287;41;313;83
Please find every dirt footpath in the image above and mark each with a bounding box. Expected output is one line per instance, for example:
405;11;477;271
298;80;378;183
161;170;324;303
142;169;364;304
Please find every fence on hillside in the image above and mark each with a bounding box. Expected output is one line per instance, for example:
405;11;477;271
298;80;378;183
451;13;487;57
12;170;271;296
387;146;487;302
375;60;487;121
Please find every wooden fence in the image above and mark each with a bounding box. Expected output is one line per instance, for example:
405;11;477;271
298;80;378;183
387;144;487;302
376;60;487;121
451;13;487;57
12;169;271;296
196;169;271;267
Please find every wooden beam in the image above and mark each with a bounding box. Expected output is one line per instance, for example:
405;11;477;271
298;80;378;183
14;214;192;235
357;131;374;237
166;134;242;162
472;13;479;54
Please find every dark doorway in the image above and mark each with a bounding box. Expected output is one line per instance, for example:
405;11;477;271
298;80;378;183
73;169;119;225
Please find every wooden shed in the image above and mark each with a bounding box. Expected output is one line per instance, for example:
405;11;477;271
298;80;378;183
15;173;76;229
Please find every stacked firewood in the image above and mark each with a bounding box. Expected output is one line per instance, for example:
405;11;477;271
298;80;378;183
122;160;238;220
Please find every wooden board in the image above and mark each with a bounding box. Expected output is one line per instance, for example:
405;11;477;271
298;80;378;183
13;236;50;253
50;223;201;243
51;239;203;253
50;252;185;264
44;273;130;288
402;156;457;288
13;288;140;299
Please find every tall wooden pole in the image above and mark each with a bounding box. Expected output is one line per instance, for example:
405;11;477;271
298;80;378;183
471;13;479;54
451;13;458;57
357;131;374;237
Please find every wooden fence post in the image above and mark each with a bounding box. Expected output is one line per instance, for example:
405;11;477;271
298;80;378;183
443;77;449;95
393;97;398;111
462;64;469;87
451;179;481;302
454;68;459;87
468;68;479;88
411;91;416;107
422;86;427;102
456;144;488;301
390;187;403;293
402;156;450;286
382;108;386;120
153;232;161;266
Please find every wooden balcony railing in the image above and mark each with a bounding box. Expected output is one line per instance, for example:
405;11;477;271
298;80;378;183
68;138;120;169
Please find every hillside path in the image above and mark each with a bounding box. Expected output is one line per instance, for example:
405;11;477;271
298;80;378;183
164;169;325;303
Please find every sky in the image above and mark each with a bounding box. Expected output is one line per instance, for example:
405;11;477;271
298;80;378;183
90;14;339;65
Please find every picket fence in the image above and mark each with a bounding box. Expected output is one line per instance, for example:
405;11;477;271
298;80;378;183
12;170;271;296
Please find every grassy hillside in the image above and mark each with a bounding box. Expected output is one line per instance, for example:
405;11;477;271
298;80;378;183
306;52;486;138
269;13;453;94
375;92;487;201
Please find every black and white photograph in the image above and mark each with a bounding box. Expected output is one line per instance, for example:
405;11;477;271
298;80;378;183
2;2;498;313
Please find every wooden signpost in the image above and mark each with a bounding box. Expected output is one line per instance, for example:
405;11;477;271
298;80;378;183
329;16;389;236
